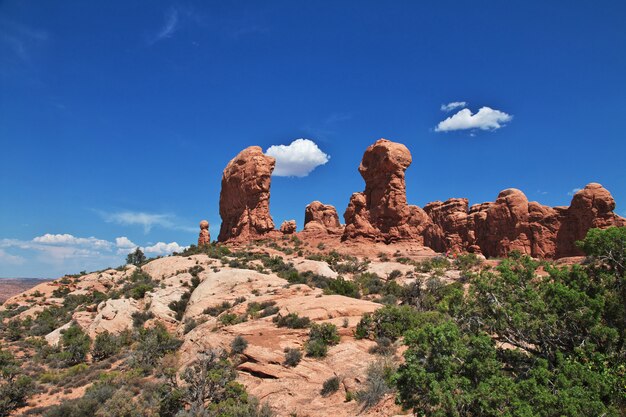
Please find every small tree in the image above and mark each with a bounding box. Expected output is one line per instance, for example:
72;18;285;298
126;248;146;266
60;324;91;366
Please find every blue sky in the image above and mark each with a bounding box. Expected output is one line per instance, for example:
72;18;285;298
1;1;625;277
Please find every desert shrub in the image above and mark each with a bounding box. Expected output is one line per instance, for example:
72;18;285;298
131;310;154;328
356;306;446;342
453;252;482;271
131;324;182;372
4;320;22;342
204;301;232;316
121;270;156;300
0;348;33;417
326;277;360;298
368;337;396;356
91;331;119;362
230;336;248;355
320;376;340;396
356;359;395;409
306;323;340;358
218;313;246;326
179;242;231;258
355;272;384;295
246;300;278;318
414;256;450;273
183;318;198;334
283;348;302;367
387;269;403;280
305;339;328;358
59;324;91;366
272;313;311;329
309;323;340;345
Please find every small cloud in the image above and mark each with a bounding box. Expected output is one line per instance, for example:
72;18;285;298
568;188;582;196
150;8;179;44
99;210;195;233
537;190;549;195
115;236;138;255
265;139;330;177
33;233;113;250
440;101;467;112
143;241;187;256
0;249;25;265
435;106;513;132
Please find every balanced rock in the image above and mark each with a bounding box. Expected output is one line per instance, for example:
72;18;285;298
342;139;440;245
197;220;210;246
303;201;342;233
280;220;297;234
218;146;276;242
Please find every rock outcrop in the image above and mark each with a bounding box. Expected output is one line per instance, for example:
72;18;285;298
340;140;623;258
280;220;297;234
556;183;626;257
303;201;342;233
426;184;624;258
342;139;440;245
218;146;276;242
198;220;210;246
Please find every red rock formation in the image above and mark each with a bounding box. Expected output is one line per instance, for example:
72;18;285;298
556;183;626;257
303;201;342;233
280;220;297;234
426;183;624;258
342;139;440;245
218;146;276;242
197;220;211;246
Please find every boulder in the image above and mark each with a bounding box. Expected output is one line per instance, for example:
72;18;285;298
303;201;342;233
218;146;276;242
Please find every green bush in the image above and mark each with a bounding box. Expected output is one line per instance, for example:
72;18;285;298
356;359;395;409
230;336;248;355
60;324;91;366
91;331;119;362
355;305;445;341
309;323;340;345
305;339;328;358
132;324;182;373
326;277;360;298
320;376;340;397
283;348;302;367
273;313;311;329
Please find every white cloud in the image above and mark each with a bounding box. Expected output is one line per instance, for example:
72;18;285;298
435;106;513;132
440;101;467;112
0;249;25;265
33;233;113;250
115;236;138;255
100;210;195;233
143;242;187;256
153;9;179;43
265;138;330;177
568;188;582;196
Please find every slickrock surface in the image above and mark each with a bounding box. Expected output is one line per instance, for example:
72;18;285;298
218;146;276;242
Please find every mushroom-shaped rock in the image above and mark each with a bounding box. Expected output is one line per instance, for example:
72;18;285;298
218;146;276;242
198;220;210;246
280;220;297;234
342;139;439;244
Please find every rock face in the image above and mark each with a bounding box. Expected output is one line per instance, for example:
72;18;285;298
218;146;276;242
280;220;297;234
556;183;626;257
426;184;624;258
342;139;440;245
303;201;342;233
198;220;210;246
